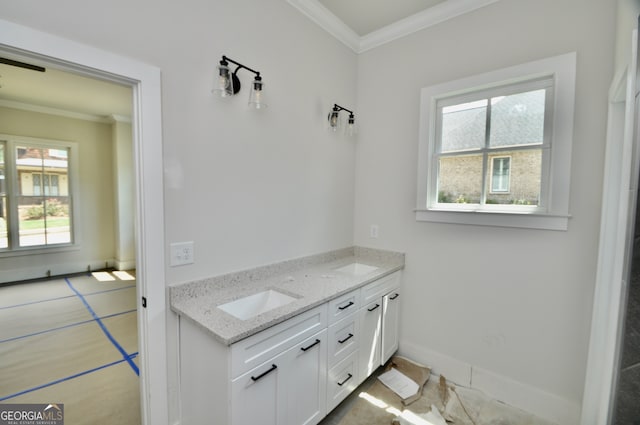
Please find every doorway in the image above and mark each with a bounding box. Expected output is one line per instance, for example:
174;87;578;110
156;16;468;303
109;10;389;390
0;18;168;425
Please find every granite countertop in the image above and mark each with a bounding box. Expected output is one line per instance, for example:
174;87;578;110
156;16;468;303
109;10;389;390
169;246;405;346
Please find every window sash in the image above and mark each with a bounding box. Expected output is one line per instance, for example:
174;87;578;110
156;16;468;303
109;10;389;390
430;78;554;212
0;137;76;252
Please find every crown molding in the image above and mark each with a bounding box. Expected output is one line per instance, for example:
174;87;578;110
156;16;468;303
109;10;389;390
0;99;130;123
287;0;361;51
287;0;500;54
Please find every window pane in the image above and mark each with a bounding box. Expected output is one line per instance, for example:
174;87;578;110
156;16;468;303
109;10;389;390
18;196;71;246
437;153;483;204
489;89;545;147
485;149;542;206
15;145;71;247
440;100;487;152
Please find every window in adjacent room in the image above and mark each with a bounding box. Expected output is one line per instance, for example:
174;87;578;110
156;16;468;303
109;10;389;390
416;52;576;230
0;136;77;251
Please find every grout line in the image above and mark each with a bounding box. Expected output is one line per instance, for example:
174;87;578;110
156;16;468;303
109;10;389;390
0;352;139;402
0;309;137;344
0;284;136;311
65;278;139;376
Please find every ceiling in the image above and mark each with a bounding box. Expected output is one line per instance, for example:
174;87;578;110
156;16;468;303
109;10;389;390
288;0;499;53
319;0;447;36
0;58;132;121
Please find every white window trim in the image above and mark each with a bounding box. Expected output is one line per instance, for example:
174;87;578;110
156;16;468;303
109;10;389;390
0;134;80;256
416;52;577;231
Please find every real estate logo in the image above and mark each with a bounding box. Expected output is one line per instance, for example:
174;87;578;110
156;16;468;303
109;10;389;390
0;404;64;425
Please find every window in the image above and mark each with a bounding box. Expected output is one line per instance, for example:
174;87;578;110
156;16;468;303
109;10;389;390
490;157;511;193
416;52;576;230
0;136;77;251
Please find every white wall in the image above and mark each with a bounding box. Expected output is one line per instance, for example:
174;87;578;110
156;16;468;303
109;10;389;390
0;1;358;422
353;1;615;423
0;106;116;281
111;119;135;270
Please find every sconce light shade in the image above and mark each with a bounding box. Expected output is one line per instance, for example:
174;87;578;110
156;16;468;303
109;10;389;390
328;106;341;131
346;113;357;136
212;55;266;108
212;60;234;97
327;104;356;136
248;75;267;109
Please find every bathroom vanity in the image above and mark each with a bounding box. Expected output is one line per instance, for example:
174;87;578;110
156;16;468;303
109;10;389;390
170;247;404;425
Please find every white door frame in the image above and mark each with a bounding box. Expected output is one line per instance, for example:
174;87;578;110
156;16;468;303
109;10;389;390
0;19;168;425
580;30;638;425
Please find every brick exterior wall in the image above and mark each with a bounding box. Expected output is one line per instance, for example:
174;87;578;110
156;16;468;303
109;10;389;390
438;149;541;205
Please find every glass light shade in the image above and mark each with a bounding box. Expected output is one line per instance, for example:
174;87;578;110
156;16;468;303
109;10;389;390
346;115;357;137
212;63;233;97
248;78;267;109
327;110;341;131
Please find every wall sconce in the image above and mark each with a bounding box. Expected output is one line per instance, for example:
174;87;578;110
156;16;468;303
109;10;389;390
213;55;267;109
328;104;356;136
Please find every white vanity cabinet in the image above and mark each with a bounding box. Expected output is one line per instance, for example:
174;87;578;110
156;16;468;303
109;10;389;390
357;271;401;384
179;305;328;425
178;270;402;425
230;329;328;425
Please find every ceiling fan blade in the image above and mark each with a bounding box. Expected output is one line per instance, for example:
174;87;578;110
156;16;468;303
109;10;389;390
0;57;45;72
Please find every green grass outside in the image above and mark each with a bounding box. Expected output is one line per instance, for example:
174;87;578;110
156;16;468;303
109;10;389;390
20;217;70;230
0;217;69;233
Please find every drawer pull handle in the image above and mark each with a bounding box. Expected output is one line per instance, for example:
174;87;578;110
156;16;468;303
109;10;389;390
390;293;400;300
338;301;354;310
338;333;354;344
300;339;321;352
251;364;277;382
337;373;353;386
367;304;380;312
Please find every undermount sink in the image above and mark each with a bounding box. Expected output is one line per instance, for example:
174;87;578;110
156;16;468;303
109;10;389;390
334;262;379;276
218;289;297;320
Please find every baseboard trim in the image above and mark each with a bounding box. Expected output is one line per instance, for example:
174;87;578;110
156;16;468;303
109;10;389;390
399;341;580;424
0;258;116;284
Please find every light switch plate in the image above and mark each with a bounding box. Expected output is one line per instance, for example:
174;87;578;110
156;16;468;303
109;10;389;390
170;241;194;266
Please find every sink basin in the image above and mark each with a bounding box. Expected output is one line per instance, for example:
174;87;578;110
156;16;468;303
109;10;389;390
334;263;379;276
218;289;297;320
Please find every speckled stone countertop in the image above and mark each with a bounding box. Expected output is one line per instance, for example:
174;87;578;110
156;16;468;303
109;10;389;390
169;246;404;346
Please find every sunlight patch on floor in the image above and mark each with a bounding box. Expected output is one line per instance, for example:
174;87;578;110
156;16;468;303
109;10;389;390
91;272;116;282
358;391;436;425
112;271;135;281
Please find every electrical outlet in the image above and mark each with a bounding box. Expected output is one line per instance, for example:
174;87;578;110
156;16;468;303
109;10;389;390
370;225;379;238
170;241;194;266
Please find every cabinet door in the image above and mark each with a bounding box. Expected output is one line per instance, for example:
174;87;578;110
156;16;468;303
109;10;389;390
358;300;382;384
231;354;286;425
381;289;401;364
284;329;328;425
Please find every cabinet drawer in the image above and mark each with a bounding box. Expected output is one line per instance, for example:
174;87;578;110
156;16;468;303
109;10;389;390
327;314;359;367
327;351;359;412
231;304;327;378
361;271;401;305
328;288;360;324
